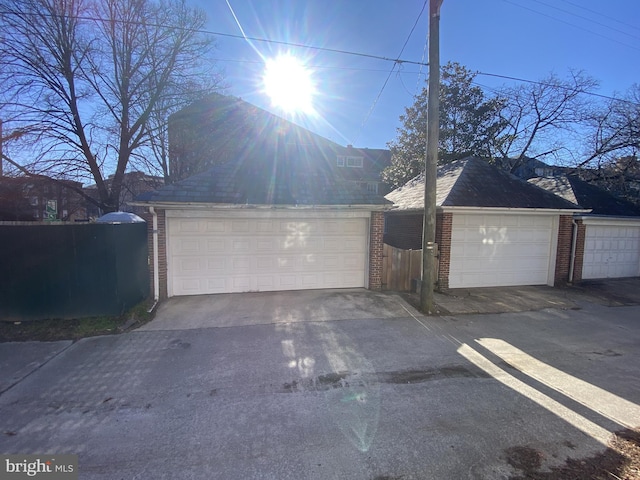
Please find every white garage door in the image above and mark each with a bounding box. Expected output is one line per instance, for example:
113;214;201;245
449;213;555;288
582;223;640;279
167;213;368;296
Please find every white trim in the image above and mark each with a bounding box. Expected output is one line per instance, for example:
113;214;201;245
546;216;560;286
149;207;159;302
165;209;374;219
440;206;589;215
577;216;640;226
365;214;371;289
130;201;390;211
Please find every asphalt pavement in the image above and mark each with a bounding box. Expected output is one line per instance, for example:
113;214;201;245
0;290;638;479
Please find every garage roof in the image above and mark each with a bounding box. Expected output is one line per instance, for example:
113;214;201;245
528;175;640;217
386;157;581;211
136;149;390;206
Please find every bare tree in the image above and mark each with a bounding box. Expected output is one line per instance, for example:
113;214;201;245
580;84;640;169
495;71;598;173
0;0;219;212
141;80;223;183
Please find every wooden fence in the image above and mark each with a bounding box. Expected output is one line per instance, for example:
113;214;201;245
382;243;422;292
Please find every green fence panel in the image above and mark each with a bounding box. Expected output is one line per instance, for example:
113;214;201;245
0;222;148;320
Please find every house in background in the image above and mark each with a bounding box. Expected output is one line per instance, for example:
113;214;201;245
529;175;640;281
0;175;86;221
168;93;392;194
134;97;390;299
84;171;164;218
384;157;586;289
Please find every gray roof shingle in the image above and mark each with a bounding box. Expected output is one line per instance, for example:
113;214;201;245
529;175;640;216
386;157;581;210
136;141;389;206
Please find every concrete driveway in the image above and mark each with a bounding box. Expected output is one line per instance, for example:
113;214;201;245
140;288;420;330
0;292;639;479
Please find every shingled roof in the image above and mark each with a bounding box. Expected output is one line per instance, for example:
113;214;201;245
136;140;389;206
529;175;640;216
385;157;581;210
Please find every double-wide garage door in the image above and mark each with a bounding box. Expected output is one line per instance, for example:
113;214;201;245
167;212;369;296
449;213;556;288
582;222;640;279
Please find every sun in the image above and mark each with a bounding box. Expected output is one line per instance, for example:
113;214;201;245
263;54;316;114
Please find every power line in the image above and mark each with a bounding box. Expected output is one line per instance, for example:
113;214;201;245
530;0;640;41
475;71;639;105
0;9;430;68
415;30;429;95
500;0;640;52
353;0;428;144
558;0;640;33
1;7;637;107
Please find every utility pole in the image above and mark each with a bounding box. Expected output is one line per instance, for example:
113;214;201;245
420;0;442;314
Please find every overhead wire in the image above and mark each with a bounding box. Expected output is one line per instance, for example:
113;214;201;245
500;0;640;52
415;30;429;95
557;0;640;33
352;0;428;145
529;0;640;41
1;7;638;108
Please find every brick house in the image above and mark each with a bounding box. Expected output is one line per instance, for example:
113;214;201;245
84;171;164;218
384;158;587;289
168;93;392;194
0;175;86;221
134;106;390;300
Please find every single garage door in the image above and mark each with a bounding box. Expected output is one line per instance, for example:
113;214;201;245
582;223;640;279
449;213;555;288
167;213;368;296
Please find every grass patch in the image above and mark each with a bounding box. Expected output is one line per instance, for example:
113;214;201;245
0;299;156;343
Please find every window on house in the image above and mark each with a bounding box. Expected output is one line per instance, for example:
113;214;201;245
367;182;378;194
337;155;363;168
346;156;363;168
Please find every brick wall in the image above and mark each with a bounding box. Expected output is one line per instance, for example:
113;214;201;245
369;211;385;290
436;212;452;290
554;215;574;286
572;219;586;283
144;208;168;300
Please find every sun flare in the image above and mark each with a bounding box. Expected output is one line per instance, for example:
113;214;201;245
263;54;316;114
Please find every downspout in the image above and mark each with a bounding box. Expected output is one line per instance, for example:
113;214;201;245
569;218;578;284
148;206;160;312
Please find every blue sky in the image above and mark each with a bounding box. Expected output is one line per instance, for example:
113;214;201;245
195;0;640;150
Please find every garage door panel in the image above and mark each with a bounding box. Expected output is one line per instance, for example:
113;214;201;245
204;220;225;233
450;214;554;288
583;224;640;279
168;215;368;295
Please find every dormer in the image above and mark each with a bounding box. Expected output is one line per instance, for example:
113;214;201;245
336;156;364;168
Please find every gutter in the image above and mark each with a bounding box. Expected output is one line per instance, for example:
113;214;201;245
128;201;391;211
148;206;160;313
387;206;591;215
569;218;578;284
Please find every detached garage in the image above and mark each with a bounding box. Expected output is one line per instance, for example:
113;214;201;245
448;212;558;288
529;175;640;282
580;217;640;280
384;158;585;289
135;158;389;300
166;210;370;296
